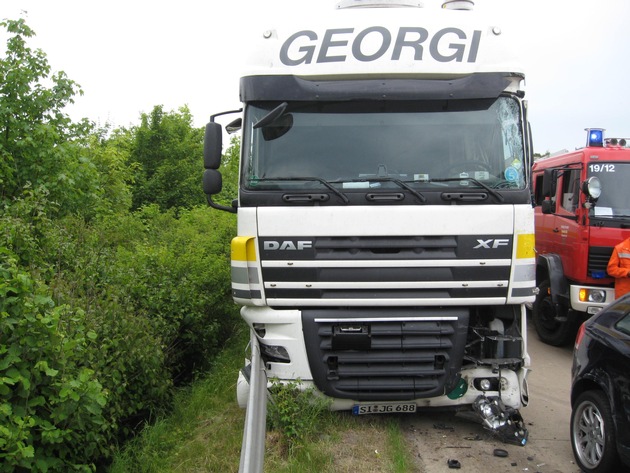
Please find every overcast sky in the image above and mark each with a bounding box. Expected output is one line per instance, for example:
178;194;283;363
2;0;630;154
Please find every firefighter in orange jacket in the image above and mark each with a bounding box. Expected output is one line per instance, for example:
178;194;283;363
607;236;630;299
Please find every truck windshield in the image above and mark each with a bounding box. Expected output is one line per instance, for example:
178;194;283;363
589;162;630;217
242;96;526;191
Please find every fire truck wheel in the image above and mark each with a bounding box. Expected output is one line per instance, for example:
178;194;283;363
532;279;577;346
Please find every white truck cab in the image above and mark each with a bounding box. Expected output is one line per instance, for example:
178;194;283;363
204;0;536;445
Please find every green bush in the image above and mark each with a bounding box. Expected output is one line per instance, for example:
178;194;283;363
42;205;237;434
0;196;238;467
267;379;332;455
1;17;241;468
0;250;107;472
104;205;237;383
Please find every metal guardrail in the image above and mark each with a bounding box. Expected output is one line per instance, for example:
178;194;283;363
238;330;267;473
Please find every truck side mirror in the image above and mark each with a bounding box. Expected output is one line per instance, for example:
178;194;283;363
202;109;241;214
541;169;556;198
541;199;555;214
203;169;222;195
204;122;223;170
203;169;236;213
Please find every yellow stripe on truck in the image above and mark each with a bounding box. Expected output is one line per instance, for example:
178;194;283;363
516;233;535;259
231;236;257;262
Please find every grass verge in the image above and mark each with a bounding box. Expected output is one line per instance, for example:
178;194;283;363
108;324;417;472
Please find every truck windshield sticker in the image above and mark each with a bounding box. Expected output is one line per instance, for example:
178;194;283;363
589;164;615;173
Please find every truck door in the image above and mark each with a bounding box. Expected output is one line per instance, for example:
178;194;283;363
534;172;557;255
554;168;582;280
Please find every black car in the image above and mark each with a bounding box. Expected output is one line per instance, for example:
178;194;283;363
571;293;630;472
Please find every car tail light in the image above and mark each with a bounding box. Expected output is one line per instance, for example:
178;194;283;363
574;322;586;350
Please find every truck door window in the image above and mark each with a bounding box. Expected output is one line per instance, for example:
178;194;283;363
560;169;580;214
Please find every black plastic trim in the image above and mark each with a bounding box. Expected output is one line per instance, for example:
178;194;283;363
240;188;532;207
266;287;507;300
240;73;517;102
263;266;511;282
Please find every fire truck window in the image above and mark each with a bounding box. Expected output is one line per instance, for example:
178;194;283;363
560;169;580;213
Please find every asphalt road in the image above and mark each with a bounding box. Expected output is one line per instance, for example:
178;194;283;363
402;319;581;473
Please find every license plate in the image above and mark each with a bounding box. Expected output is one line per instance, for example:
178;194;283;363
352;403;417;415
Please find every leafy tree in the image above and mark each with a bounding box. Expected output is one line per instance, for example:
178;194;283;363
0;18;98;217
129;105;205;210
86;126;136;216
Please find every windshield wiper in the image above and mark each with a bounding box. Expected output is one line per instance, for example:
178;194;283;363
346;177;427;203
429;177;504;203
251;177;349;204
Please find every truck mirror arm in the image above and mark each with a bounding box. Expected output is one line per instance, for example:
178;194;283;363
205;195;237;214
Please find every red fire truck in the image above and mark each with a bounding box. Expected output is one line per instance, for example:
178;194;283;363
531;128;630;345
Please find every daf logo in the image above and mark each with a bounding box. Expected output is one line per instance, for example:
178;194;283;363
473;239;510;249
264;240;313;251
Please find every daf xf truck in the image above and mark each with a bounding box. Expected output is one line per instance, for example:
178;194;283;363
203;0;536;441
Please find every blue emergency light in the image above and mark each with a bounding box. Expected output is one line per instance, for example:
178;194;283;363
586;128;604;147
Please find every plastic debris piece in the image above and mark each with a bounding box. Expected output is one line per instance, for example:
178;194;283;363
447;459;461;469
494;448;509;457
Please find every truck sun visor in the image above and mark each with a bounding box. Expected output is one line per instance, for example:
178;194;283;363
240;72;517;102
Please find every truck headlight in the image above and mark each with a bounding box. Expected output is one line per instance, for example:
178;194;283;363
474;377;499;392
579;288;606;303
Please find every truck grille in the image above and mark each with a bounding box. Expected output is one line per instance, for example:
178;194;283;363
588;246;613;274
302;308;469;401
260;235;512;304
